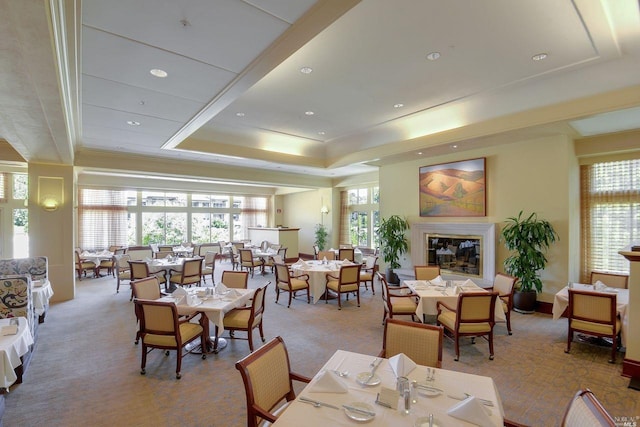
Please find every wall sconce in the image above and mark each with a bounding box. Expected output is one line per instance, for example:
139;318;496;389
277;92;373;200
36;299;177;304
320;206;330;215
41;197;59;212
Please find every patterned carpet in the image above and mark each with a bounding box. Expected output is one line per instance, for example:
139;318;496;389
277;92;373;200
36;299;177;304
3;263;638;426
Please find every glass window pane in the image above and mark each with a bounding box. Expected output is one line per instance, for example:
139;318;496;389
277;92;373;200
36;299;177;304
142;212;165;244
13;208;29;257
191;213;211;243
165;213;187;244
212;196;229;208
165;192;187;207
192;194;211;208
126;191;137;206
12;174;28;199
141;191;165;207
349;211;368;246
127;212;136;246
212;213;230;242
372;187;380;204
372;210;380;248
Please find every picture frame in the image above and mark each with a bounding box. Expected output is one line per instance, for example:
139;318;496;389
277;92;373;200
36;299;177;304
419;157;486;217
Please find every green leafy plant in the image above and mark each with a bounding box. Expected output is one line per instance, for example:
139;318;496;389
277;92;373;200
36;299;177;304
376;215;410;270
501;211;559;293
314;223;329;251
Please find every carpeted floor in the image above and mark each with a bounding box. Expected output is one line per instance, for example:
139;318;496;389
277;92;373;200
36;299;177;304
3;263;638;426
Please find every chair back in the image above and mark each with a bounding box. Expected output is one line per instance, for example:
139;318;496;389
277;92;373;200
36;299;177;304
129;261;151;280
126;246;153;261
251;283;268;324
590;271;628;289
338;248;355;262
181;258;203;280
382;319;443;368
232;241;245;249
198;243;219;256
378;272;390;306
158;245;173;252
493;272;517;296
222;270;249;289
271;255;284;265
203;251;216;267
339;244;353;249
277;247;287;260
561;389;616;427
339;264;361;286
235;336;297;427
365;256;378;269
275;263;291;285
270;244;282;251
114;248;126;255
317;250;335;260
457;292;498;325
239;248;254;263
154;251;175;259
414;266;441;281
313;245;319;259
137;300;179;339
568;290;617;325
131;276;161;300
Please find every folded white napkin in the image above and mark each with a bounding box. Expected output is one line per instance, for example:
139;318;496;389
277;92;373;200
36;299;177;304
462;279;476;288
216;283;229;294
430;276;444;285
388;353;417;377
447;396;493;427
172;287;188;304
308;370;348;393
1;324;18;336
594;280;607;290
322;256;328;263
455;285;462;295
342;259;353;265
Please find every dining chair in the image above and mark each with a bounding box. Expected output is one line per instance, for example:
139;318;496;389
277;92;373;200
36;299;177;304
560;389;616;426
359;255;379;294
157;245;173;252
325;264;362;310
223;282;270;352
590;271;628;289
131;276;163;345
437;291;499;361
235;336;311;427
317;250;335;261
275;263;310;308
169;258;203;289
114;254;132;294
565;289;620;363
154;251;176;259
378;272;418;324
312;244;320;259
488;272;517;335
264;247;288;273
129;260;167;292
414;265;441;281
201;251;217;285
221;270;249;289
338;248;355;262
74;250;97;280
135;299;206;379
379;318;443;368
230;245;241;270
125;245;154;261
239;248;264;278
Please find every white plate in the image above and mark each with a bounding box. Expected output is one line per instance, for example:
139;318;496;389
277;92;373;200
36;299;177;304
417;387;441;397
356;372;381;386
344;402;375;422
414;416;440;427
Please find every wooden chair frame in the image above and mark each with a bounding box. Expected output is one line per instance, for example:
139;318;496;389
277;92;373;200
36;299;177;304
560;389;616;427
221;270;249;289
590;271;628;289
414;265;441;281
169;258;202;289
359;255;379;294
378;272;418;324
235;336;311;427
325;264;362;310
379;318;443;368
223;283;270;352
488;272;517;335
338;248;355;262
275;263;310;308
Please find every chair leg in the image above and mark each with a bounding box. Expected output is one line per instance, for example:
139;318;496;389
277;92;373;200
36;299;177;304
306;288;310;304
565;328;573;354
506;310;512;335
176;348;183;379
259;322;265;343
337;291;342;310
488;331;495;360
356;290;360;307
287;291;292;308
275;286;281;304
248;328;254;352
609;333;617;363
454;335;460;361
140;344;147;375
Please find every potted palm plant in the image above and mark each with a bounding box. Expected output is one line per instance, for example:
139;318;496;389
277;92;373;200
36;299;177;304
376;215;410;284
500;211;559;313
314;223;329;251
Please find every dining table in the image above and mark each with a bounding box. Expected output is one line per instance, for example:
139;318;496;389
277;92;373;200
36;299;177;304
404;279;506;324
552;283;629;346
159;287;255;353
0;317;34;391
291;260;343;303
31;279;54;319
273;349;505;426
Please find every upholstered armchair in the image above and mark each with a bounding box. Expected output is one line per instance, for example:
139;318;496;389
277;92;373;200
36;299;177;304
379;318;443;368
0;275;34;339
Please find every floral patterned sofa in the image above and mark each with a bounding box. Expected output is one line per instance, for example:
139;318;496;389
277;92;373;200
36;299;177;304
0;275;34;340
0;256;49;332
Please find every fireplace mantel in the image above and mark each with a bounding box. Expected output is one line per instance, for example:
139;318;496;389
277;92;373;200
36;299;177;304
410;222;496;286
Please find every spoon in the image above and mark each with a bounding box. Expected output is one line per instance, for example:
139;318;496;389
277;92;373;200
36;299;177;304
333;370;349;377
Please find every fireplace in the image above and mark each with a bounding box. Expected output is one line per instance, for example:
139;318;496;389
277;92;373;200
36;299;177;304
410;223;495;286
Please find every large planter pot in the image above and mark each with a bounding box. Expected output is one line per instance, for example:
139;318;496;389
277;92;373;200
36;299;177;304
513;290;537;314
386;268;400;285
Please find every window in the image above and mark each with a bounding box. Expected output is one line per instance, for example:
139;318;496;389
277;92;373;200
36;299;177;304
580;160;640;280
78;189;130;251
0;173;5;201
141;212;187;245
13;208;28;257
191;213;230;243
12;174;28;199
344;186;379;248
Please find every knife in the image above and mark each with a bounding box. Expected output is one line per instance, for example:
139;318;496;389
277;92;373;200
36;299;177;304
363;358;382;384
298;396;340;410
342;405;376;417
415;384;443;392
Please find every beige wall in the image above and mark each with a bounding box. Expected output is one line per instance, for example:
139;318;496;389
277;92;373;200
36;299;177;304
380;135;576;303
282;188;334;256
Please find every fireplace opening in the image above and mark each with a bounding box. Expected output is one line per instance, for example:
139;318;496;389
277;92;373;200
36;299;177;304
426;234;482;278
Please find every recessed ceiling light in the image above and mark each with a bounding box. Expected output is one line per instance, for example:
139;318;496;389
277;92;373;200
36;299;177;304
235;112;245;117
451;144;458;149
139;100;145;105
150;69;168;78
532;53;548;61
305;111;315;116
300;66;313;74
418;152;423;155
394;103;404;108
426;52;441;61
126;120;141;126
318;131;326;135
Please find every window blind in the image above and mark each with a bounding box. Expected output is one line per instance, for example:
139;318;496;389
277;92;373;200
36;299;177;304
78;188;129;251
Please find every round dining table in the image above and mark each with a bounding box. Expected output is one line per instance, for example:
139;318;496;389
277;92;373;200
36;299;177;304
291;260;344;303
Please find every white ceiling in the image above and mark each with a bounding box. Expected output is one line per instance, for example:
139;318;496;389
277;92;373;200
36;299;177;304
1;0;640;188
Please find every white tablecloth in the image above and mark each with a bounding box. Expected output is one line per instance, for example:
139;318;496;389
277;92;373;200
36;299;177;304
273;349;504;426
291;260;342;303
32;279;54;316
552;283;629;346
80;251;114;263
404;280;506;323
0;317;34;389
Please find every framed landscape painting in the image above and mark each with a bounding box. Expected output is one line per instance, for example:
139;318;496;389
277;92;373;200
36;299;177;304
419;157;486;217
